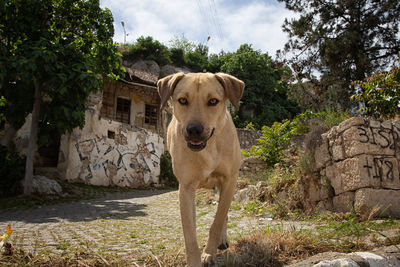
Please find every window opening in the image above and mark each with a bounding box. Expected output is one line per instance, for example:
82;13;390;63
145;104;158;126
116;97;131;124
107;130;115;139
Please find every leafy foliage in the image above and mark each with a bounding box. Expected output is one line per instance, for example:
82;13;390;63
0;0;123;135
0;0;123;193
159;151;178;187
292;108;349;135
169;47;185;66
184;51;208;72
121;36;298;128
0;146;25;198
279;0;400;110
244;120;295;167
122;36;172;65
351;58;400;119
168;34;196;54
221;44;299;128
0;96;5;130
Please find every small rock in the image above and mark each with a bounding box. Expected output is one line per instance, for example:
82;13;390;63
313;258;359;267
32;175;62;195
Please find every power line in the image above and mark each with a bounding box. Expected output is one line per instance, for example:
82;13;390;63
196;0;213;41
210;0;223;40
196;0;223;43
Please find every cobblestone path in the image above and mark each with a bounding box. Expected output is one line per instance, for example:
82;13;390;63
0;189;315;260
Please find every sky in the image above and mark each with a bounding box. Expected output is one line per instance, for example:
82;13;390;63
99;0;296;57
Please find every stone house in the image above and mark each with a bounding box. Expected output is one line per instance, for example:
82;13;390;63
56;65;165;188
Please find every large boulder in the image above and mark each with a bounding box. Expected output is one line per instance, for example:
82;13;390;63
160;65;191;77
130;59;160;77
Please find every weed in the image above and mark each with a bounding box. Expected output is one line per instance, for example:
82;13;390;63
230;203;241;211
159;151;178;187
156;244;166;250
130;233;138;239
55;240;70;250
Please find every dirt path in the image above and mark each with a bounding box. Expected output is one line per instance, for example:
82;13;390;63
0;189;314;260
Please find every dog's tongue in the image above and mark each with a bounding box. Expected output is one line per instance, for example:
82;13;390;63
189;140;203;146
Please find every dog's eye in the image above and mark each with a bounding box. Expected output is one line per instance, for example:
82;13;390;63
178;97;188;105
208;98;219;106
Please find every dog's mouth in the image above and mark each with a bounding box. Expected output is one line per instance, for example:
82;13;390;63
186;128;215;152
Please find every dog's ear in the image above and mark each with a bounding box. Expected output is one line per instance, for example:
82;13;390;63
215;73;244;110
157;72;185;110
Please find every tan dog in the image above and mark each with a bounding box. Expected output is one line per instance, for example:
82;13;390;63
157;72;244;267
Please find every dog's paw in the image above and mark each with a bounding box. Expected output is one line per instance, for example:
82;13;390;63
218;242;229;251
201;252;215;267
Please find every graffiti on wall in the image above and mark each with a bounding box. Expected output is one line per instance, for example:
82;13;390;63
363;155;398;181
74;133;161;187
354;124;400;183
357;126;399;150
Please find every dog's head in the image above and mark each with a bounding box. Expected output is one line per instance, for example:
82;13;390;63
157;72;244;152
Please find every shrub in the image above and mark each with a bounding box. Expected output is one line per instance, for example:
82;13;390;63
122;36;172;66
169;47;185;66
292;108;349;135
246;120;294;167
0;146;25;198
184;51;208;72
351;57;400;119
159;151;178;187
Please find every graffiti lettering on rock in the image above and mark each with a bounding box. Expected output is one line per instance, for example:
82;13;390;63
363;155;398;181
357;126;399;150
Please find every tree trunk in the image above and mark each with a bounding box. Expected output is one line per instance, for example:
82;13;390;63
0;125;17;147
22;82;41;195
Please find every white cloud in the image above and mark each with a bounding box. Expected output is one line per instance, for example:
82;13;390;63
100;0;296;57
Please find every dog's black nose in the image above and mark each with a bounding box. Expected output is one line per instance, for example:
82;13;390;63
186;123;204;137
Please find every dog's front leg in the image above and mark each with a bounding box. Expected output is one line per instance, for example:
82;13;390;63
179;182;201;267
202;174;237;266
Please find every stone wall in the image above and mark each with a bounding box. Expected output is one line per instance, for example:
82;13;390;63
240;156;267;176
311;117;400;217
237;129;261;150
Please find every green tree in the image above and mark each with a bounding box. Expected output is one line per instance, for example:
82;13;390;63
351;57;400;119
168;34;210;71
221;44;298;128
278;0;400;110
168;34;196;54
184;51;209;72
123;36;171;65
207;51;229;73
170;47;185;66
0;0;123;195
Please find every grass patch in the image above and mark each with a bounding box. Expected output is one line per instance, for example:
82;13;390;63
219;227;335;266
218;216;400;266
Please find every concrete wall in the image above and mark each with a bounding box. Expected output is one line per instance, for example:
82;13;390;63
100;81;159;132
58;107;164;188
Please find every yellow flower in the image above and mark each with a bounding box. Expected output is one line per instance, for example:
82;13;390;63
0;224;12;244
